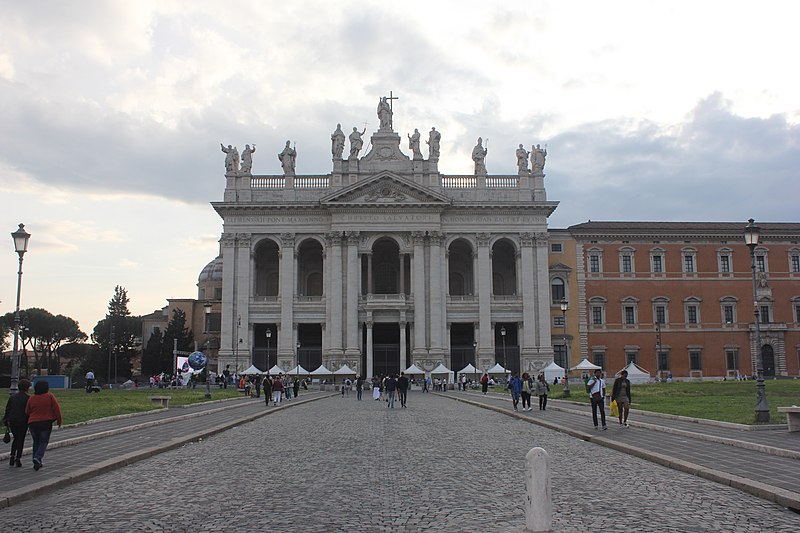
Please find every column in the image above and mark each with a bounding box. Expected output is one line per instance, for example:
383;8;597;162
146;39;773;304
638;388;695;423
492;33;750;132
219;233;237;365
366;321;374;379
520;233;537;359
412;231;427;357
345;231;360;356
367;252;373;295
327;232;343;356
534;233;552;357
399;321;407;371
279;233;295;360
476;233;492;367
235;234;252;370
399;252;406;295
429;231;444;357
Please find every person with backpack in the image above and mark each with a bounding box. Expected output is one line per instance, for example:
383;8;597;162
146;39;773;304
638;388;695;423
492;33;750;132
508;373;522;411
586;369;607;430
480;373;489;395
536;373;550;410
520;372;533;411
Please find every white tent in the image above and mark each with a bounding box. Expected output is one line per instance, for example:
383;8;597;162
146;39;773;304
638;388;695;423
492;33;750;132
311;364;333;376
487;363;510;374
571;358;602;371
404;364;425;375
241;364;264;375
458;363;480;375
267;364;285;375
333;364;356;375
430;363;454;386
542;361;565;382
287;364;310;376
617;362;651;384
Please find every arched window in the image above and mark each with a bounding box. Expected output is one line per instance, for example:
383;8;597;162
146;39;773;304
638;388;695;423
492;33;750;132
550;277;565;303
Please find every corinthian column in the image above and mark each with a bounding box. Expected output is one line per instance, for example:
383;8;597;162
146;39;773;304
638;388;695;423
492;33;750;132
279;233;295;359
345;231;361;356
476;233;492;367
327;232;343;357
428;231;444;357
412;231;427;357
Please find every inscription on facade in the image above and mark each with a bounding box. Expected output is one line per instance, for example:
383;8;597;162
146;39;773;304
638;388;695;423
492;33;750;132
343;213;438;223
228;216;327;224
447;215;528;224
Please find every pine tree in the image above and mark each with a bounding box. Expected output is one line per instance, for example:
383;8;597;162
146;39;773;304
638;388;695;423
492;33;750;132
92;286;142;381
158;308;194;374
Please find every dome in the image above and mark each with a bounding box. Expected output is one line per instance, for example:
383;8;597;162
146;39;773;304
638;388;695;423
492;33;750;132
198;255;223;283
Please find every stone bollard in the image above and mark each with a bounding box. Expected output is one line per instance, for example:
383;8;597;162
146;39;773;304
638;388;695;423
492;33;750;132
524;447;553;532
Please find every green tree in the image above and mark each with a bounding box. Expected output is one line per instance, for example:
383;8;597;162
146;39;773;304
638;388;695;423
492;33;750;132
92;286;142;382
141;327;163;376
158;308;194;375
2;308;87;376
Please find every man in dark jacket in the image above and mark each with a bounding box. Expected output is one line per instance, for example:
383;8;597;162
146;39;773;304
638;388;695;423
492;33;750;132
397;372;410;408
3;378;31;467
385;374;398;408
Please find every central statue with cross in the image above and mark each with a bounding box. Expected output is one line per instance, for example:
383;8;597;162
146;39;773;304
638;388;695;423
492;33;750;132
377;92;398;131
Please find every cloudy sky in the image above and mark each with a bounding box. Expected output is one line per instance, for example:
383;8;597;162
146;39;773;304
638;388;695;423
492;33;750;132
1;0;798;337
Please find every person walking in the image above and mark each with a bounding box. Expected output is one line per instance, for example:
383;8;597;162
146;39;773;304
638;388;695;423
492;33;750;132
272;374;284;404
254;375;262;398
24;380;63;471
3;378;31;467
611;369;632;427
356;375;364;401
372;376;381;400
509;373;522;411
293;377;301;399
480;373;489;395
397;372;410;408
519;372;533;412
423;375;430;393
84;370;95;393
385;374;398;408
536;373;550;411
263;375;273;406
587;369;607;430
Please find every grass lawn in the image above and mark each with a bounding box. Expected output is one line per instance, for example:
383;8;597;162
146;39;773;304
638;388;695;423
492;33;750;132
545;379;800;425
2;387;243;426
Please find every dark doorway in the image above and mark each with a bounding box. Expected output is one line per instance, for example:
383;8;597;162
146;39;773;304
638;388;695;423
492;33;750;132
761;344;775;377
372;323;401;376
494;323;520;375
450;323;476;373
253;323;277;371
297;323;322;371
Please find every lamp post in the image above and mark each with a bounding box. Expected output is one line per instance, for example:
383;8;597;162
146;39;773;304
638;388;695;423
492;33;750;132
744;219;770;423
266;328;272;370
203;302;213;399
9;224;31;395
655;320;663;379
560;298;570;397
500;326;507;377
235;316;241;375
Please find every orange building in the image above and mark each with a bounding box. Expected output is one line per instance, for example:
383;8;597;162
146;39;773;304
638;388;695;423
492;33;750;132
552;222;800;379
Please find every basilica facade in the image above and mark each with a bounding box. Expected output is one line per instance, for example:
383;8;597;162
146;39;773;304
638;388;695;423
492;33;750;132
213;102;558;379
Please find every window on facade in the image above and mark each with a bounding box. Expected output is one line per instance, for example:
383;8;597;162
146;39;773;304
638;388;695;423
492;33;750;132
621;255;633;273
792;254;800;273
626;352;638;365
624;306;636;325
759;305;770;324
551;243;563;253
723;305;735;325
726;349;738;370
553;345;567;368
553;315;565;327
720;255;731;273
551;277;565;303
683;255;695;273
756;255;766;272
592;306;603;325
795;304;800;323
652;255;663;273
657;351;670;371
689;350;702;371
687;305;699;325
655;305;666;325
589;255;600;273
214;287;223;300
592;351;606;369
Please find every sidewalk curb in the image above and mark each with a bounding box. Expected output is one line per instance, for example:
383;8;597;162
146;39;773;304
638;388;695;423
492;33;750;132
0;393;336;509
443;393;800;512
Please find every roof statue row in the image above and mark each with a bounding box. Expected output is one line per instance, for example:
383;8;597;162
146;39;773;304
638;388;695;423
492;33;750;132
221;96;546;177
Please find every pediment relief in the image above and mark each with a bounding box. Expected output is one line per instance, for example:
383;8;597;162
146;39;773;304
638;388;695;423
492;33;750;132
321;172;451;207
549;262;573;272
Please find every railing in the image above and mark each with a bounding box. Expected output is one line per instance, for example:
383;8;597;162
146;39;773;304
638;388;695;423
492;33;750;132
442;176;477;188
487;177;519;188
295;176;329;189
251;177;285;189
296;295;323;302
249;175;520;190
252;295;279;302
448;295;476;302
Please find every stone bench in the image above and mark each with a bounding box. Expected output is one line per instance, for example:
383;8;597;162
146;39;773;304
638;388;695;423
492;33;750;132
148;396;171;408
777;406;800;432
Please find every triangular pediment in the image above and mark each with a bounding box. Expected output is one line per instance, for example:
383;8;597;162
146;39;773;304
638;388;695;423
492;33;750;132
549;262;573;272
320;171;451;207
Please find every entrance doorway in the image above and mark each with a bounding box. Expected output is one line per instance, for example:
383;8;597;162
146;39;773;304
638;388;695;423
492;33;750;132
372;323;401;377
761;344;775;377
450;323;476;373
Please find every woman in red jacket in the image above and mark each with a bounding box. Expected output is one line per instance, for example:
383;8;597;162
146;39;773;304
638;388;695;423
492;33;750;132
24;380;63;471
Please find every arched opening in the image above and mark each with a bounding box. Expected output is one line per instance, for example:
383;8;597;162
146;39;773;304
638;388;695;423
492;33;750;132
254;240;280;297
297;239;324;297
492;239;517;295
372;238;401;294
448;239;474;295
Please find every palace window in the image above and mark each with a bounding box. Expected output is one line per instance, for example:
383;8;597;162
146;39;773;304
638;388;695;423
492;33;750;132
650;248;665;274
726;349;739;371
657;350;670;371
687;305;699;325
553;344;567;369
551;243;563;253
689;350;702;372
759;305;771;324
791;252;800;273
553;315;565;327
621;297;639;326
682;251;696;273
592;351;606;370
619;247;635;274
624;306;636;325
625;350;638;365
551;277;566;304
591;306;604;325
589;253;602;273
723;304;735;325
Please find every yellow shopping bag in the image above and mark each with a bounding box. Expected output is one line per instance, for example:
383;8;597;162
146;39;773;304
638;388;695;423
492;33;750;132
610;399;619;417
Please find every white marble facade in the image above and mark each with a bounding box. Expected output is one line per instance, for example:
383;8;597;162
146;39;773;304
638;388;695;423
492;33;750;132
214;103;558;378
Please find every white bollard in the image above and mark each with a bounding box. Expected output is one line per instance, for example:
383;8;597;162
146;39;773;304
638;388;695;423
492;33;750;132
524;447;553;532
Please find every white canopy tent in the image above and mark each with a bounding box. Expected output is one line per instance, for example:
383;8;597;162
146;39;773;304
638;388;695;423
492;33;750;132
404;364;425;375
571;358;602;371
457;363;480;375
267;364;285;375
287;364;310;376
542;361;565;383
617;362;651;384
430;363;454;384
486;363;510;375
310;364;333;382
241;365;264;375
333;364;356;375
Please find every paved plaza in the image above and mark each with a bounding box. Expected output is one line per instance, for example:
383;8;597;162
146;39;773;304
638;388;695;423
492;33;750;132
1;391;800;532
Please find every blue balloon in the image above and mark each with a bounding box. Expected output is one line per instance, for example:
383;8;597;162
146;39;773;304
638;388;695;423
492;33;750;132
188;351;208;371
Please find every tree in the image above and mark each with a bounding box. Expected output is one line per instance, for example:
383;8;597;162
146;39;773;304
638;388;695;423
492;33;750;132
157;308;194;375
2;308;87;376
141;327;163;376
92;286;142;382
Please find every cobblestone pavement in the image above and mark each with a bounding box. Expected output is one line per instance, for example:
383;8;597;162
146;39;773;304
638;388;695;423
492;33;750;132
1;393;799;532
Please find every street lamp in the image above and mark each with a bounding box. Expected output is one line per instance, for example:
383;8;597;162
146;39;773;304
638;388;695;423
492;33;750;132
203;302;213;399
744;218;770;423
266;328;272;370
560;298;570;397
235;316;241;375
655;320;663;379
9;224;30;395
500;326;507;376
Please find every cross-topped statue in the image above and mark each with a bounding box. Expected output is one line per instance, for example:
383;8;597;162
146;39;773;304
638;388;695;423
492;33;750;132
377;91;398;130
